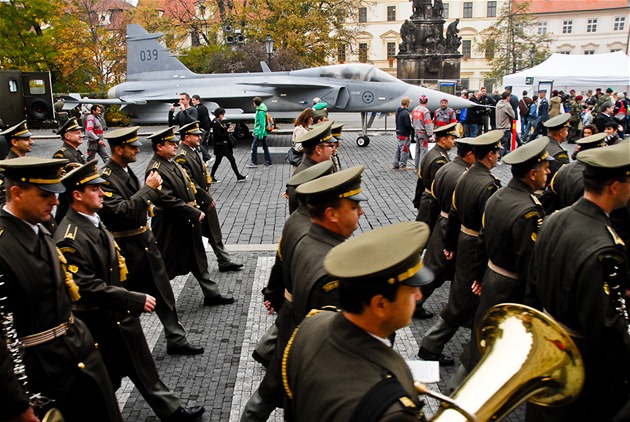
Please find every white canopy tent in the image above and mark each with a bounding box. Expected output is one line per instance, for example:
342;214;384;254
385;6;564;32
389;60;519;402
502;52;630;97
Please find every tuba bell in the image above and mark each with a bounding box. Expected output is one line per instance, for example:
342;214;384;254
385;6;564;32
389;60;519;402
417;303;585;422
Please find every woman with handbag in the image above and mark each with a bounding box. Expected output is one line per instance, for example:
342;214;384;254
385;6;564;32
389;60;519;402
287;108;313;173
211;107;248;182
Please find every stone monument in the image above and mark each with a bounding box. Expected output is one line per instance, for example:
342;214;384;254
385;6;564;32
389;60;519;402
396;0;462;86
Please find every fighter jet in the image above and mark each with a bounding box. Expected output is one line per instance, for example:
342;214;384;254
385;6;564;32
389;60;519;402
65;24;475;146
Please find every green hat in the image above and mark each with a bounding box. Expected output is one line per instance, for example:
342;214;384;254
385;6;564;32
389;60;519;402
469;130;504;150
543;114;570;130
286;161;334;187
296;165;368;204
0;157;68;193
434;122;460;139
0;120;32;139
312;109;329;121
105;126;142;147
57;117;83;138
576;133;607;151
179;121;204;137
313;102;328;111
324;221;433;287
146;126;177;144
577;141;630;179
62;160;105;190
503;137;553;166
331;122;344;139
295;120;333;147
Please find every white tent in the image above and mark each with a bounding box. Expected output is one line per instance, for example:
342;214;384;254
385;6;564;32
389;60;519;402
502;51;630;97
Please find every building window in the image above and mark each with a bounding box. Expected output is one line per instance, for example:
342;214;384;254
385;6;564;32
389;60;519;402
587;18;597;33
359;43;368;62
537;21;547;35
463;2;472;18
558;51;570;55
358;7;367;23
338;45;346;62
611;48;622;52
442;3;449;18
562;20;572;34
387;42;396;58
584;50;595;55
462;40;471;58
487;1;496;17
387;6;396;21
614;17;626;31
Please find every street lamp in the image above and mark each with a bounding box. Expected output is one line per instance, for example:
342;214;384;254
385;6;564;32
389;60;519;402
264;33;275;68
529;45;536;67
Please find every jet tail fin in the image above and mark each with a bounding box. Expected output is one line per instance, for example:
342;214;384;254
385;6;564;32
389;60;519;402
126;24;195;81
260;61;271;73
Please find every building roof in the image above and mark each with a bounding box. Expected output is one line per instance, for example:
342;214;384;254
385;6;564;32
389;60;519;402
522;0;628;14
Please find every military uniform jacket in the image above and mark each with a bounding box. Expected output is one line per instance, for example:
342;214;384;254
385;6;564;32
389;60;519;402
53;143;87;223
288;155;327;214
525;198;630;421
0;210;121;421
543;161;584;214
175;143;222;243
285;312;422;421
545;137;569;188
98;160;176;310
146;153;206;279
413;144;450;226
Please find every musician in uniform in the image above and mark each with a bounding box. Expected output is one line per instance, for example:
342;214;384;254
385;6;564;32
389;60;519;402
541;113;570;185
53;117;87;223
330;122;344;172
0;157;122;422
418;131;503;367
146;126;234;306
526;141;630;421
0;121;34;205
283;222;433;421
99;127;203;355
452;137;551;388
55;161;205;422
174;121;243;273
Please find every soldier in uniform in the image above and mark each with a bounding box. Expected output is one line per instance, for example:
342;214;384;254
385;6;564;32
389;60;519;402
525;141;630;421
174;121;243;273
241;166;367;422
541;133;607;214
418;130;503;366
53;117;87;223
451;137;551;389
415;137;475;319
287;121;335;213
98;127;203;355
283;222;433;421
0;157;122;422
146;126;234;306
330;122;344;172
414;122;459;231
541;113;570;184
1;120;33;159
55;162;205;422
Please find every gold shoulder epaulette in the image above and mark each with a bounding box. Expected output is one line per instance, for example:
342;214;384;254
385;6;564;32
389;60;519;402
101;167;112;176
152;162;160;169
607;226;625;246
64;225;78;240
556;152;569;160
59;246;76;254
399;396;417;409
103;191;113;197
180;149;187;155
175;157;186;164
524;211;539;219
322;280;339;292
60;146;67;152
530;194;542;207
277;236;283;261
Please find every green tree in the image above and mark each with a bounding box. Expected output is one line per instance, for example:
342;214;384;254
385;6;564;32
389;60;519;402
480;0;552;81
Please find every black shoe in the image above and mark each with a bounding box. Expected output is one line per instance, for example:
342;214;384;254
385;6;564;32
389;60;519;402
164;405;205;422
166;343;205;356
203;294;235;306
413;307;434;319
219;262;244;272
252;350;270;368
237;175;248;182
417;347;454;366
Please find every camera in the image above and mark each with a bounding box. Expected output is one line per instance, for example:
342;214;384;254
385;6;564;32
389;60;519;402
173;102;180;107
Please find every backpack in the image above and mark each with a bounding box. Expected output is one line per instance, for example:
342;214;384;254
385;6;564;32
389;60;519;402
266;113;276;132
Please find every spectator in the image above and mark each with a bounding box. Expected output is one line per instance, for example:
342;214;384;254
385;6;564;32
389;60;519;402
393;97;414;170
411;95;433;167
478;86;495;133
604;121;622;145
518;90;533;139
595;101;616;134
464;90;483;138
246;97;272;168
549;90;562;118
528;89;549;141
568;95;583;143
85;104;109;162
168;92;198;127
288;108;313;173
495;92;515;156
210;107;247;182
191;94;212;161
433;98;456;128
613;92;628;138
522;94;538;141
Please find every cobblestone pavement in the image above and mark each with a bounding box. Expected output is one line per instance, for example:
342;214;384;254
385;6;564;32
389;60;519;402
25;125;578;421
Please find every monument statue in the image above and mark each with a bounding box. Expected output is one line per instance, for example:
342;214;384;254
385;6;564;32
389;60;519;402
399;19;417;53
446;19;462;52
433;0;444;18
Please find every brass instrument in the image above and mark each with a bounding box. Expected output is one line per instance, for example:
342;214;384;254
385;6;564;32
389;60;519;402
601;254;630;335
417;303;584;422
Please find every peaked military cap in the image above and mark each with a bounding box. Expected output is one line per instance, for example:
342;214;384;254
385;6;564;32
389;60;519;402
324;221;433;287
312;109;329;121
179;121;204;137
0;120;32;139
146;126;177;144
331;122;344;139
286;161;334;187
105;126;142;147
543;113;570;130
578;141;630;179
57;117;83;137
294;120;333;147
62;160;105;190
0;157;68;193
296;164;367;204
468;130;504;150
576;133;607;151
433;122;460;138
455;136;474;152
503;137;553;166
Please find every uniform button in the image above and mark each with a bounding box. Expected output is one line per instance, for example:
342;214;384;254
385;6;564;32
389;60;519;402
109;268;113;272
78;362;85;369
145;247;149;251
127;310;131;314
94;343;99;349
117;321;121;325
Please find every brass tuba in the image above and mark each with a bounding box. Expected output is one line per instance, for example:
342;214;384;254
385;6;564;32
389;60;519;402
417;303;585;422
42;408;65;422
